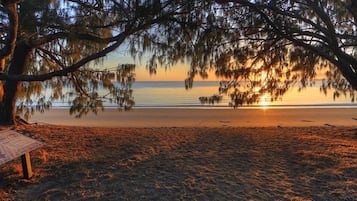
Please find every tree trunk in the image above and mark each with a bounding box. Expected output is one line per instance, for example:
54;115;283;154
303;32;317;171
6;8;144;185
335;56;357;90
0;42;32;125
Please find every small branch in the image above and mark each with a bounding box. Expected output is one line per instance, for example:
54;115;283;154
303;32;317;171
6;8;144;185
37;47;65;69
70;73;89;97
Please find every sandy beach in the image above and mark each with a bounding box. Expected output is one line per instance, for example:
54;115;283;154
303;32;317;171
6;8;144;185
0;108;356;200
30;108;357;127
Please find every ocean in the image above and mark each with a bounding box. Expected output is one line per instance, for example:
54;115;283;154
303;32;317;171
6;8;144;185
131;81;357;109
44;81;357;109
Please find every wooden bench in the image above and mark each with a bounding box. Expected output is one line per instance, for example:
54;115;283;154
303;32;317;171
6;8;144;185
0;130;44;179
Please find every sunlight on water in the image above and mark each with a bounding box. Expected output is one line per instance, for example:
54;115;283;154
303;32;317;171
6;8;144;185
131;81;356;108
259;93;270;108
25;81;357;109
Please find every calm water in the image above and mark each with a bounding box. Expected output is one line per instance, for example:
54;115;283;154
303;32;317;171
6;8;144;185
131;81;356;108
46;81;357;109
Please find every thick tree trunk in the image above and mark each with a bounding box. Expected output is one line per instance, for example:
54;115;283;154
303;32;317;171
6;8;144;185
0;42;31;125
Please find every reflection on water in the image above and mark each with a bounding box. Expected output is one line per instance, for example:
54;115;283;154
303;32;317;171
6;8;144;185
131;81;356;108
259;93;270;108
22;81;357;109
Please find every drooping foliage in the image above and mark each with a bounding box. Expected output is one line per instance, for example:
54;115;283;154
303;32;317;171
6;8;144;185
0;0;209;124
0;0;356;124
201;0;357;106
143;0;357;107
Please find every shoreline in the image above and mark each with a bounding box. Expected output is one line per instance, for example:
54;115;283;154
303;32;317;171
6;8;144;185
28;107;357;127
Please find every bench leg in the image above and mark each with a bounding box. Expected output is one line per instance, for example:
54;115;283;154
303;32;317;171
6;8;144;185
21;152;33;179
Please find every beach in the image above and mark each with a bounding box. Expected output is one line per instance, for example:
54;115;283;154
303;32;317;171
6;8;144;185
30;108;357;127
0;108;357;200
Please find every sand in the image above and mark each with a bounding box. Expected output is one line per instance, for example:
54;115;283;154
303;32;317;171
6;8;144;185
0;109;357;200
30;108;357;127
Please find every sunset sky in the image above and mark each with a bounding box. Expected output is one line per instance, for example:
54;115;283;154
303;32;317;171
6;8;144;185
101;50;218;81
94;51;353;108
102;49;328;82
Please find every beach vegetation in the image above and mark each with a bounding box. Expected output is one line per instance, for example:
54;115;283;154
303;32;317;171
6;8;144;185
0;0;356;124
0;0;204;125
168;0;357;107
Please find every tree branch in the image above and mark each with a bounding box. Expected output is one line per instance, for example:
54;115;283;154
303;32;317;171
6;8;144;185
37;47;65;69
346;0;357;24
0;20;137;81
0;1;18;60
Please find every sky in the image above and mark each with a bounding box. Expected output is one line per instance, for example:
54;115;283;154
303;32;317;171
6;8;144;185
99;46;328;82
89;48;355;107
99;49;218;81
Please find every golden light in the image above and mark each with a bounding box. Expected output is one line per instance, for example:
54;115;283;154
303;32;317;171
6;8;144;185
260;70;268;80
257;70;270;108
260;93;270;108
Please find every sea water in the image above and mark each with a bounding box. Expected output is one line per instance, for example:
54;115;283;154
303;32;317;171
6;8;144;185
41;81;357;109
131;81;357;109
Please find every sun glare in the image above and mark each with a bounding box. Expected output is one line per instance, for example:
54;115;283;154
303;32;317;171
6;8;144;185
257;70;270;109
260;93;270;109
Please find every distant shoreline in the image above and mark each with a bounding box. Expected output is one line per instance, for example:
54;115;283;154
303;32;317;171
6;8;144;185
49;102;357;110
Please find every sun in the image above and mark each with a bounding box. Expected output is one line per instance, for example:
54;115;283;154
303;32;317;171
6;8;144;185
260;93;270;109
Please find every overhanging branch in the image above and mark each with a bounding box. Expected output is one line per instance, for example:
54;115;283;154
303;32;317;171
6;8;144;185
0;35;126;81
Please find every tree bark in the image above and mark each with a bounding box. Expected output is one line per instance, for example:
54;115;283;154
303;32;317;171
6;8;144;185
336;58;357;90
0;42;32;125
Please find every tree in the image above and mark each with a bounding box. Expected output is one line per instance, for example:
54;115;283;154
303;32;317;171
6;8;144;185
1;0;355;125
202;0;357;106
0;0;209;125
147;0;357;107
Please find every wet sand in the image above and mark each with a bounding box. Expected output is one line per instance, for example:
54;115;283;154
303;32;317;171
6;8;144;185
30;108;357;127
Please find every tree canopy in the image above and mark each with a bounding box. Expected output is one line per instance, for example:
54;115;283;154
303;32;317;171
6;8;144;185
175;0;357;106
0;0;356;124
0;0;209;123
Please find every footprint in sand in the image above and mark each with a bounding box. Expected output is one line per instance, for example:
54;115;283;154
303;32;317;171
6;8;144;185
219;120;231;123
219;120;231;127
301;120;313;122
324;123;335;127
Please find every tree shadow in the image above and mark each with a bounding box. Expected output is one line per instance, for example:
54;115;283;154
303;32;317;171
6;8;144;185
1;127;356;200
